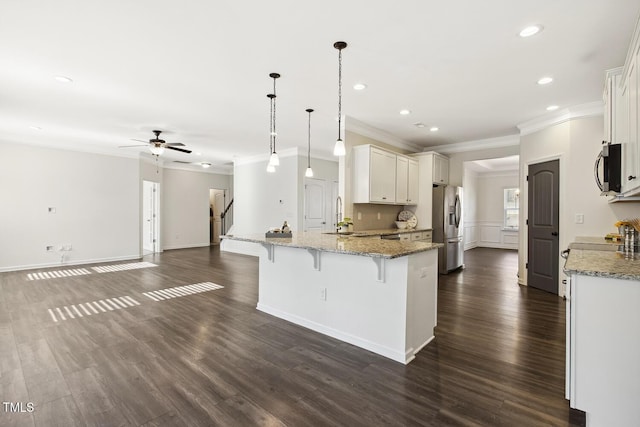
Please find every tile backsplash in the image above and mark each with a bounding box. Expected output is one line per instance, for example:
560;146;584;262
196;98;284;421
352;204;406;231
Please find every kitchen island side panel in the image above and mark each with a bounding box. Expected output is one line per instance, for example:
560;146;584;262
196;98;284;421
256;244;437;363
572;274;640;427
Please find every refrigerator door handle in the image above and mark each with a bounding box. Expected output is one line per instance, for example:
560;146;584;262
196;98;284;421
454;195;461;228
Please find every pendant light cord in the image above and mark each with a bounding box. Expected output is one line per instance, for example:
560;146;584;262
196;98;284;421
272;77;277;154
307;109;312;168
337;48;342;141
268;94;274;154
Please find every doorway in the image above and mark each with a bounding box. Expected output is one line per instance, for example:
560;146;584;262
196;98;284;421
527;159;560;294
209;189;225;244
142;180;160;255
303;178;337;232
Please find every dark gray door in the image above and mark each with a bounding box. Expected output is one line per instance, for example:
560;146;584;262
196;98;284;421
527;159;559;294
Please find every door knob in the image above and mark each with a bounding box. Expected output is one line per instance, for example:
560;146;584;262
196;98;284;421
551;232;558;236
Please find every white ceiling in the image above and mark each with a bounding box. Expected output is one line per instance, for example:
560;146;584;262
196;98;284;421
1;1;638;169
465;155;520;173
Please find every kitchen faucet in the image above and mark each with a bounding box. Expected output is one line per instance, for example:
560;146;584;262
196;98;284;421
336;196;342;232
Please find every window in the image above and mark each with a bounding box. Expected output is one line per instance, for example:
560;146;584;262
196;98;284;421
504;188;519;230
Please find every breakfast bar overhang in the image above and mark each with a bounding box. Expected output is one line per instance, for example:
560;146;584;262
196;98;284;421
223;233;442;364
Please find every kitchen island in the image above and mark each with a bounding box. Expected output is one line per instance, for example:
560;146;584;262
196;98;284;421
222;232;442;364
563;237;640;427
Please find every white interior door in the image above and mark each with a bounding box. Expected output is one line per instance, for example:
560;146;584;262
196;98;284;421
143;180;160;254
304;178;327;231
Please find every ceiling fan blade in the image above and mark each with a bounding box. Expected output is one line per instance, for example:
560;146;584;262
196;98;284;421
167;146;192;154
130;139;150;143
166;142;186;147
119;144;149;148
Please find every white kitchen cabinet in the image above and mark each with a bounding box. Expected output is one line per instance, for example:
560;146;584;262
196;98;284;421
395;156;419;205
409;230;432;242
396;155;408;204
612;17;640;196
407;159;419;204
353;145;397;203
353;144;418;205
566;273;640;426
433;153;449;185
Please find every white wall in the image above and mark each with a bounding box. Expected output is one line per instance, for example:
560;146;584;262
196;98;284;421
224;151;338;255
448;145;520;187
475;172;519;250
463;169;479;249
162;167;232;250
519;116;638;295
0;142;140;271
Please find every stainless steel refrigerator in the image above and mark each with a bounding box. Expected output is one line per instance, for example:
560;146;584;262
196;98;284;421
432;185;463;274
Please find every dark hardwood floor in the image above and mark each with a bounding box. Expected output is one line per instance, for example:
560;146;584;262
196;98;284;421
0;247;584;426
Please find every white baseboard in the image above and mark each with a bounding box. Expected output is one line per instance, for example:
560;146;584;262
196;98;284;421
0;254;141;273
257;302;411;364
162;242;211;251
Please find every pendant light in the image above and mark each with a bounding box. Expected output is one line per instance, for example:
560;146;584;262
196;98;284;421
305;108;314;177
333;41;347;156
268;72;280;167
266;93;276;173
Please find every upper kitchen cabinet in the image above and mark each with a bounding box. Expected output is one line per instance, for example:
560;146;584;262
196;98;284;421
603;68;625;145
395;156;419;205
352;144;419;205
353;145;397;203
433;153;449;185
413;151;449;185
407;158;419;204
612;16;640;196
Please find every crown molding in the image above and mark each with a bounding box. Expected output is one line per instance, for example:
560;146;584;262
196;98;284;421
517;101;603;136
346;116;422;152
0;137;141;160
422;134;520;154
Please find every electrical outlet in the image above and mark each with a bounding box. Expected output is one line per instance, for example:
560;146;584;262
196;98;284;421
320;287;327;301
575;213;584;224
377;212;381;220
357;212;362;220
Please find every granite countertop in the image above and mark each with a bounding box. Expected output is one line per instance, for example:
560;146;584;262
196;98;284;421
564;236;640;281
222;231;442;259
348;228;432;237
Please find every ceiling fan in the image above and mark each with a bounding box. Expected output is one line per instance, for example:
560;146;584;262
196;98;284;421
120;130;192;155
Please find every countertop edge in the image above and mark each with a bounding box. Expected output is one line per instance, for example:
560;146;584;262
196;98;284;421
222;234;443;259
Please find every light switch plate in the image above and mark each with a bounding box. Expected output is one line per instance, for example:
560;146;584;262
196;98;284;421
575;213;584;224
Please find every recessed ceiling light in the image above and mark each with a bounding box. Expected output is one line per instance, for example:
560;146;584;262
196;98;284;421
519;25;543;38
546;105;559;111
430;127;439;132
30;125;42;131
195;152;202;156
353;83;367;90
399;109;411;115
414;123;425;128
537;76;553;85
201;162;211;168
54;75;73;83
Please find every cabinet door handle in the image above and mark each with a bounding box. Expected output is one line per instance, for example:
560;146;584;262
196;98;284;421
551;232;558;236
629;175;637;181
382;196;387;200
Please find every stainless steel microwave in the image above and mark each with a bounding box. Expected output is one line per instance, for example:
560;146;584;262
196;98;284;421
594;142;621;194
